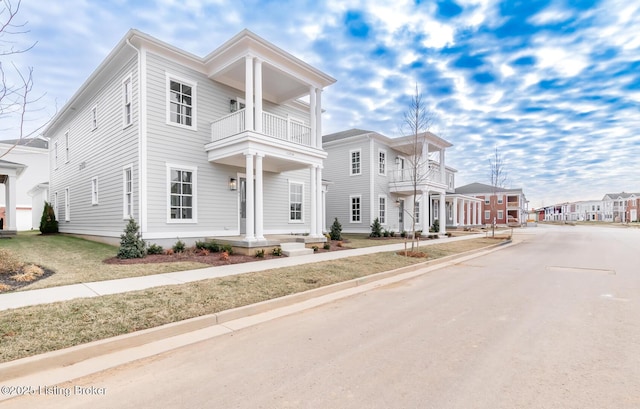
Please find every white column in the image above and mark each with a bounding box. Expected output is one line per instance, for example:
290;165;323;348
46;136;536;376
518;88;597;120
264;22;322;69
452;197;458;226
309;86;317;148
472;202;477;225
459;199;465;226
439;194;446;234
316;166;323;236
478;202;482;225
6;174;17;230
466;200;471;226
244;153;255;241
316;88;322;149
310;165;317;237
255;154;264;240
439;149;446;183
421;190;429;234
245;56;254;131
254;58;263;133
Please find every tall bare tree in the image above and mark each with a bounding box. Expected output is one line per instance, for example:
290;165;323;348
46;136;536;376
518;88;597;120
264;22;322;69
398;84;435;250
488;146;507;237
0;0;47;159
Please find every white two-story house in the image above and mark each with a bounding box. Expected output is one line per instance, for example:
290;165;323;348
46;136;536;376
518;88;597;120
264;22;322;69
43;29;335;248
323;129;482;235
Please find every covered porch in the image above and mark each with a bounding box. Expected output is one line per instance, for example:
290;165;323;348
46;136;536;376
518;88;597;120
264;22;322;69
445;194;484;229
0;159;26;237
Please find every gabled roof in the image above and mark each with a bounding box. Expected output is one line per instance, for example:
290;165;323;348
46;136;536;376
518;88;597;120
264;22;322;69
323;128;452;151
322;128;376;143
0;138;48;149
455;182;523;195
603;192;640;200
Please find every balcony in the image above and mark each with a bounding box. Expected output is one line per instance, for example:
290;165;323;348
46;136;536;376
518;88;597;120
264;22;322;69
211;109;312;147
389;166;445;194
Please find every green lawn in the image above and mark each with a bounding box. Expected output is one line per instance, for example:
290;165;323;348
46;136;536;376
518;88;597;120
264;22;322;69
0;231;209;290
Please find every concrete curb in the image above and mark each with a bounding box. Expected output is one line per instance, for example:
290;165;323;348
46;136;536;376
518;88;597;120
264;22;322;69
0;239;517;395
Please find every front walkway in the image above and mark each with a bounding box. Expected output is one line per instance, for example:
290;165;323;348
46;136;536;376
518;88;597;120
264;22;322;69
0;234;485;311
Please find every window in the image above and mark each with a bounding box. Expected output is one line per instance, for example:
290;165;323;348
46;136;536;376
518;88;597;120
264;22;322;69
447;203;452;219
123;166;133;219
123;76;132;127
65;131;69;163
484;197;489;205
350;195;361;223
64;188;70;222
379;196;386;224
448;174;454;189
91;105;98;130
54;142;58;168
497;210;504;219
434;200;439;220
485;210;490;220
497;196;503;204
91;178;99;205
167;75;196;128
378;150;386;175
168;165;196;222
350;149;361;176
414;200;420;224
53;192;58;218
289;182;303;222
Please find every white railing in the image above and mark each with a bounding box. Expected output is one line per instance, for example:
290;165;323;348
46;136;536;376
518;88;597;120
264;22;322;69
211;109;245;142
391;168;441;184
210;109;312;147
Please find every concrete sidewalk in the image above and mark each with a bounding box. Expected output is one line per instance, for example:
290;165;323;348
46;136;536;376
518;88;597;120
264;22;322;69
0;234;486;311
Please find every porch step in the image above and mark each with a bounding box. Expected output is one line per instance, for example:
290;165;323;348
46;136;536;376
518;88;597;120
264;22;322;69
280;242;314;257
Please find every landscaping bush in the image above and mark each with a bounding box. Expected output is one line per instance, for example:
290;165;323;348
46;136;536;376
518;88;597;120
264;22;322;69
0;249;23;274
39;201;58;234
312;245;319;253
195;240;220;252
400;230;407;238
172;239;186;253
370;217;382;237
255;249;265;258
272;247;282;256
221;244;234;255
147;243;164;255
323;243;330;250
430;220;439;233
389;230;396;237
117;218;146;259
330;217;342;240
383;229;390;237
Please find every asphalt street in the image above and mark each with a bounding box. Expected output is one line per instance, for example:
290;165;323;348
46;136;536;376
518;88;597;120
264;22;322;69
3;225;639;408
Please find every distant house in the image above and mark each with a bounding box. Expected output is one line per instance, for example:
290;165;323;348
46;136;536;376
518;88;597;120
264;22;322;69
454;182;528;226
603;192;640;222
322;129;482;235
43;29;335;247
0;138;49;232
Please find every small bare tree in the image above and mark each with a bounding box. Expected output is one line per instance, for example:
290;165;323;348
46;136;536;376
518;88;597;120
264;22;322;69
397;84;435;250
0;0;48;159
489;146;508;237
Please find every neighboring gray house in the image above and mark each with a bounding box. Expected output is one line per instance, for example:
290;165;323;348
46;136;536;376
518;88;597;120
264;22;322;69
322;129;482;235
43;29;335;247
0;138;49;232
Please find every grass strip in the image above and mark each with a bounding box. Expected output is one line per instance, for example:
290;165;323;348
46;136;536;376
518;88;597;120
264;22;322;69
0;238;500;363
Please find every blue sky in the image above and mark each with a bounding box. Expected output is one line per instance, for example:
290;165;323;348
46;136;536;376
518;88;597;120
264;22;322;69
4;0;640;208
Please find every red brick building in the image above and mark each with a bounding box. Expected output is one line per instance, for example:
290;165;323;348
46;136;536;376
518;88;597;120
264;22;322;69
455;182;528;226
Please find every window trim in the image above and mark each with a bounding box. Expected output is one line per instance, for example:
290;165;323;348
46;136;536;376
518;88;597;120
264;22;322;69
288;181;304;223
64;131;69;163
484;197;490;205
122;75;133;128
350;149;361;176
484;210;491;220
497;210;504;220
497;195;503;204
64;187;70;222
378;195;387;225
123;165;133;219
166;73;197;131
91;104;98;131
54;141;59;169
53;192;58;218
414;198;420;225
166;163;197;224
378;149;387;176
91;177;99;205
350;194;362;223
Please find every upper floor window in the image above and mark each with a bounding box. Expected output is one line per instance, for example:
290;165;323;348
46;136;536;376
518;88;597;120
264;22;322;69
378;150;386;175
54;141;59;169
497;196;503;204
123;76;132;127
448;174;454;189
289;182;303;222
91;105;98;130
64;131;69;163
350;149;361;176
91;178;99;205
167;75;197;129
484;197;489;205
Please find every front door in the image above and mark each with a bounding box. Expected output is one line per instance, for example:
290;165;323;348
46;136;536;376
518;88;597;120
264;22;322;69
239;177;246;234
398;199;404;232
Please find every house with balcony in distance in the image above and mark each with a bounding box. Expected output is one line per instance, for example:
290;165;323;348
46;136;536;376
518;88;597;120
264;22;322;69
322;129;483;235
454;182;528;226
603;192;640;222
0;138;49;234
43;29;335;250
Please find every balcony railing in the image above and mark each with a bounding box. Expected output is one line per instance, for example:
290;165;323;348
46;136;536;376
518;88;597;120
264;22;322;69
211;109;312;147
391;168;442;184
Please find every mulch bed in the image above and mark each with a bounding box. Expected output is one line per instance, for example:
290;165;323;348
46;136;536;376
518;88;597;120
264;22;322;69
0;268;56;292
